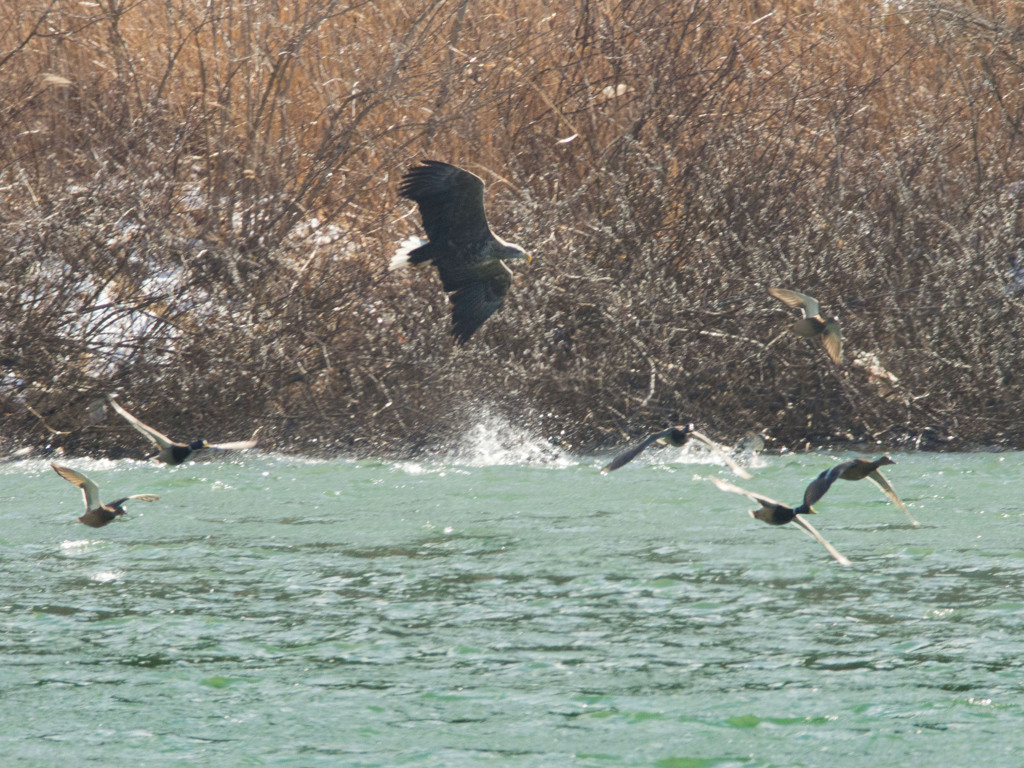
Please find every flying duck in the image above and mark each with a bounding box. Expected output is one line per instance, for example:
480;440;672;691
811;456;917;526
51;463;159;528
602;425;752;479
768;287;842;364
108;397;260;465
708;476;852;566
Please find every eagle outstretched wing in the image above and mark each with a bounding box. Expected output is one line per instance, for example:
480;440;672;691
399;160;492;250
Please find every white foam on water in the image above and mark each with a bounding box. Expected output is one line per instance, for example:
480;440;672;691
624;437;769;474
385;411;577;473
60;539;97;553
447;413;576;468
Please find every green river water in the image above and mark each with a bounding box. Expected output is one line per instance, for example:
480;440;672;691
2;429;1023;766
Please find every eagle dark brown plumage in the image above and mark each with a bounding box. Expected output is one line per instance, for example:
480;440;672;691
392;160;529;345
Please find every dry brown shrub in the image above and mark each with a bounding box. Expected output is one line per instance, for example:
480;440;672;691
2;0;1024;458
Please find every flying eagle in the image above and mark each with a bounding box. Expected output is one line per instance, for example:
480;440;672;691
391;160;529;345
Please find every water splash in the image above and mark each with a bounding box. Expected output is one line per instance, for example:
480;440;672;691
447;412;577;468
623;438;768;474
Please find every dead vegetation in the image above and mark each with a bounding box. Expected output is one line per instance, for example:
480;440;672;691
2;0;1024;459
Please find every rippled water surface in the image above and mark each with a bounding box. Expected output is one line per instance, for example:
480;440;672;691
2;442;1024;766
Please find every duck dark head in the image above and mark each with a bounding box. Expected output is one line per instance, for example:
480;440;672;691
166;441;205;464
662;424;695;447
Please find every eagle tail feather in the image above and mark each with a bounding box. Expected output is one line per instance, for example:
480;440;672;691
390;236;431;270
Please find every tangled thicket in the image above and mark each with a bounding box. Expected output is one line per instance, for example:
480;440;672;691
2;0;1023;459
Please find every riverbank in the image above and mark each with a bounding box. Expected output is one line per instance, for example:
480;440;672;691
3;1;1023;457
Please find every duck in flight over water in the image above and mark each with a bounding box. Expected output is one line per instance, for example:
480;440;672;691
708;475;852;566
602;425;752;479
51;463;159;528
108;396;260;465
810;456;917;526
